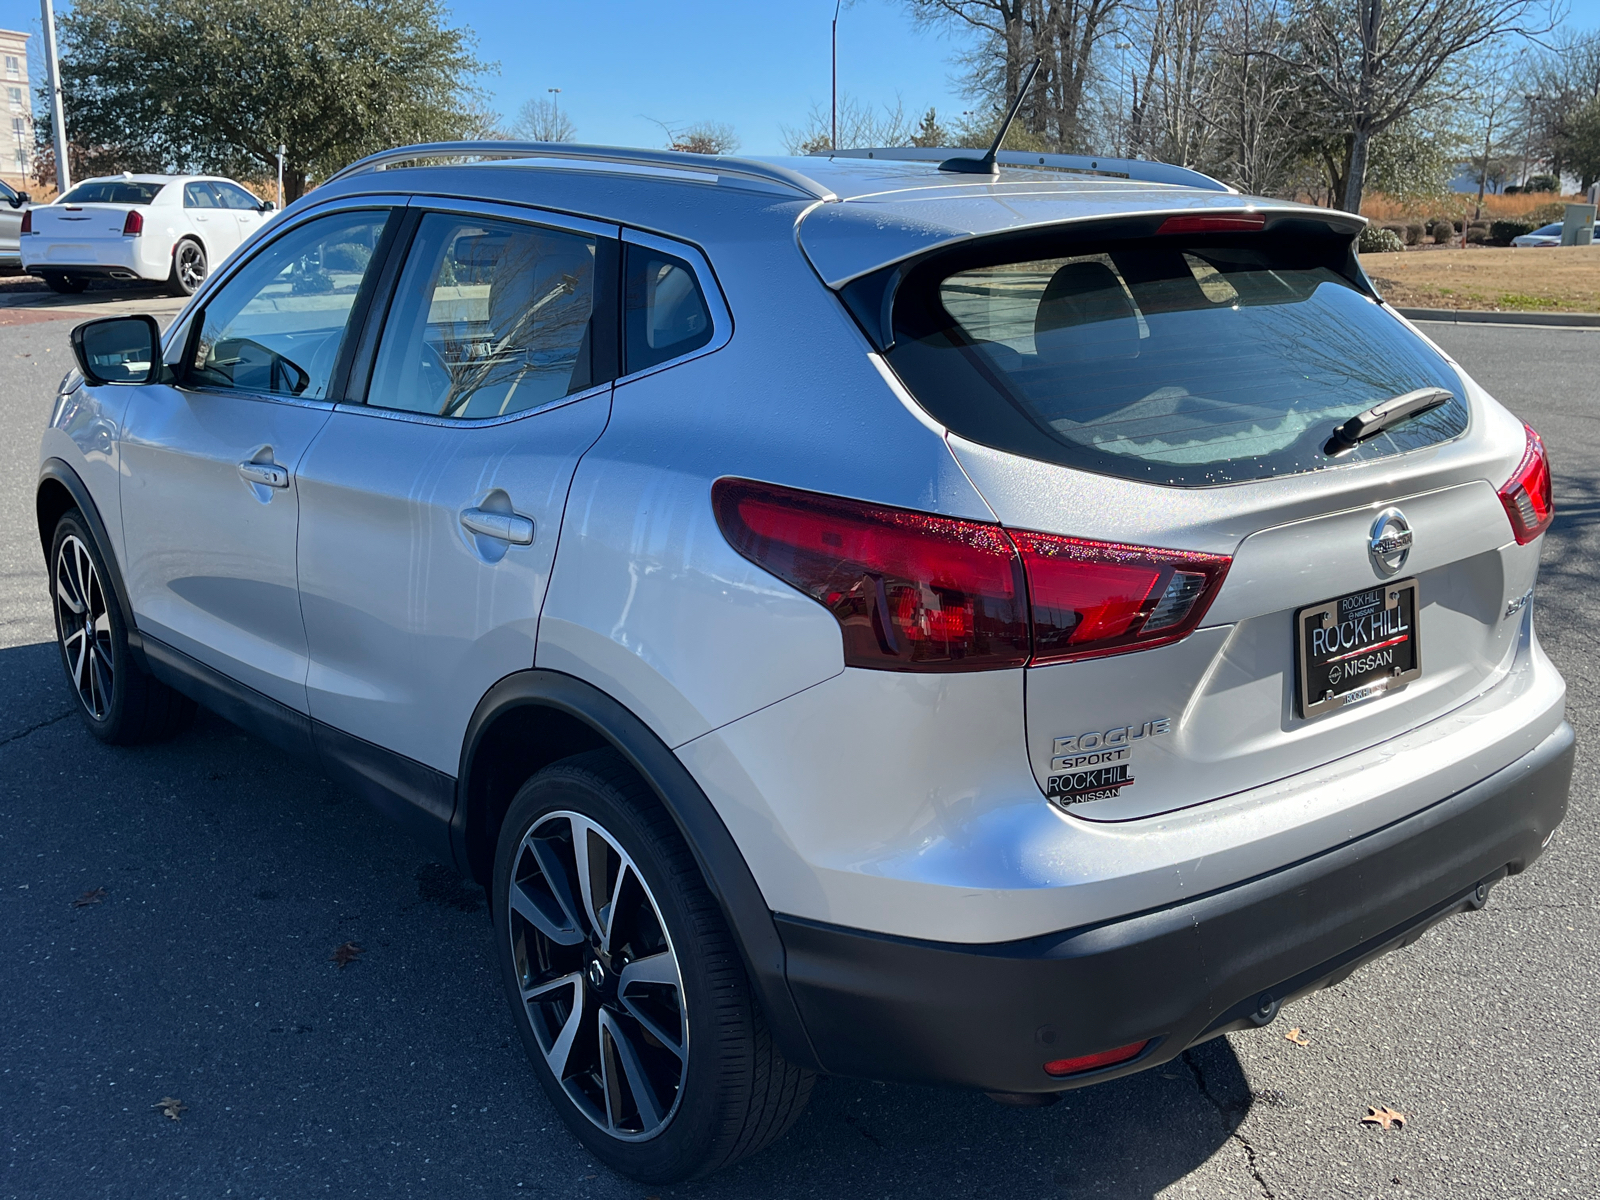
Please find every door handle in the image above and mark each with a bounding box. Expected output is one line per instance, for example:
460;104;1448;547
460;507;534;545
238;461;289;488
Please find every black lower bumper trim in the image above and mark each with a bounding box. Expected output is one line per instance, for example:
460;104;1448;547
777;721;1573;1094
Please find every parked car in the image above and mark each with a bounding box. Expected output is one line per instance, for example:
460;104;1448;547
0;176;30;269
20;172;274;296
40;142;1570;1183
1510;220;1593;247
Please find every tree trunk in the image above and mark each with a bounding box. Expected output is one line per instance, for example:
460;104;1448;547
285;167;307;204
1342;127;1370;213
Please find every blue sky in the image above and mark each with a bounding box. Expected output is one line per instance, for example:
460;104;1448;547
4;0;1599;155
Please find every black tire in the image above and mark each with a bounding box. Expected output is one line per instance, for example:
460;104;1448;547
49;510;195;744
493;749;813;1182
43;273;87;294
168;239;207;297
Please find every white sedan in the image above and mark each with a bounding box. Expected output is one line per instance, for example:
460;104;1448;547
20;173;275;296
1510;220;1594;247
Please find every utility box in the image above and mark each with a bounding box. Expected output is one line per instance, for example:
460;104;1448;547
1561;203;1595;246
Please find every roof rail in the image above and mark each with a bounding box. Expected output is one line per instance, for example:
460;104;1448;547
821;147;1233;193
325;141;838;202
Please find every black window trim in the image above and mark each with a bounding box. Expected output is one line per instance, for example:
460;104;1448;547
617;226;732;384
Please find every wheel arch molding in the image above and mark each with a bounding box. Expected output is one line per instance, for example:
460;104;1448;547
456;667;822;1071
37;458;145;669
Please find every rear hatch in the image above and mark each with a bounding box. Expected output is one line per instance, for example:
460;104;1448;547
862;210;1538;820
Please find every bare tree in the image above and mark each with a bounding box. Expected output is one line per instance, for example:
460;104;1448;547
512;96;576;143
1279;0;1552;212
1213;0;1304;193
1464;44;1525;213
782;94;916;153
662;121;740;155
1127;0;1222;167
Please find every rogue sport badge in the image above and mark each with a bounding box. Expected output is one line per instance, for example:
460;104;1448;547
1369;507;1413;574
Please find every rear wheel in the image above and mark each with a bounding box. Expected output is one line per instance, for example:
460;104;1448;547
50;510;195;743
168;239;206;297
493;750;812;1182
42;273;87;294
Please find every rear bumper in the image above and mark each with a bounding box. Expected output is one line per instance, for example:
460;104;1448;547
777;720;1573;1094
21;239;166;280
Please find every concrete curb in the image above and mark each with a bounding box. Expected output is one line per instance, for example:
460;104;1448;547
1396;307;1600;328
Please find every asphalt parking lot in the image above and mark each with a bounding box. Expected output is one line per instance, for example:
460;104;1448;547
1;301;1596;1199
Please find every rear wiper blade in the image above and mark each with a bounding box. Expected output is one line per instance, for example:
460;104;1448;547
1323;387;1454;456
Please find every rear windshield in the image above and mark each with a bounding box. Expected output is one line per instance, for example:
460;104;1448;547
58;181;164;205
884;232;1468;486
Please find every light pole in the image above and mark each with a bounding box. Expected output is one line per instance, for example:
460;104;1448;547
1114;42;1132;158
276;144;285;209
548;86;561;137
831;0;841;151
1520;93;1542;190
39;0;69;193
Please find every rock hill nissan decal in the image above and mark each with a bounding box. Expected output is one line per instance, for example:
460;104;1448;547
1046;719;1171;807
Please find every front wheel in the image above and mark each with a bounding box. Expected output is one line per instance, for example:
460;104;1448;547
50;510;195;743
493;750;812;1182
168;239;207;297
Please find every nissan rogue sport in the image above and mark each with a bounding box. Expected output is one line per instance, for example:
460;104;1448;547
38;141;1571;1183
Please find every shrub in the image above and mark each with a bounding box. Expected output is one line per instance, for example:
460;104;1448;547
1406;221;1426;245
1359;225;1406;254
1429;218;1456;242
1524;174;1560;194
1466;222;1493;244
1490;218;1538;246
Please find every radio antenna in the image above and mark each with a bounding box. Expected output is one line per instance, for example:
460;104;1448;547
940;57;1042;174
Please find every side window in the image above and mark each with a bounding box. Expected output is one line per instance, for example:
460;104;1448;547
624;245;713;373
187;209;392;400
184;182;220;209
216;182;261;210
365;212;602;420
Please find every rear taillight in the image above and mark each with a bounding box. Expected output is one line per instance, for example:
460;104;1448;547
1012;531;1231;664
1498;424;1554;545
121;209;144;236
19;208;30;234
713;480;1230;672
712;479;1030;671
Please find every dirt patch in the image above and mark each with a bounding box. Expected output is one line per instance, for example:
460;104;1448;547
1363;244;1600;313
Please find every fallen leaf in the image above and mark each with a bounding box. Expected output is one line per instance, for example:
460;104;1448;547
153;1097;187;1121
1361;1105;1406;1130
1285;1027;1310;1047
72;887;106;908
330;941;364;968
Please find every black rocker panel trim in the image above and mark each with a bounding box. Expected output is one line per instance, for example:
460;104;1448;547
139;635;315;760
37;458;143;667
776;721;1572;1094
457;668;822;1071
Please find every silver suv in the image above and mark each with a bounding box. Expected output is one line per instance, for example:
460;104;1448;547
38;142;1571;1182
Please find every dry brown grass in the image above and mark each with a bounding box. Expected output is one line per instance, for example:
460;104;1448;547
1357;190;1582;223
1362;244;1600;313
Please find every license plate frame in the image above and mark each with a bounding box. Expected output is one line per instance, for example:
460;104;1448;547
1296;578;1421;718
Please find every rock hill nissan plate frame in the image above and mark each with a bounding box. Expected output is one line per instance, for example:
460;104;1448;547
1296;579;1422;718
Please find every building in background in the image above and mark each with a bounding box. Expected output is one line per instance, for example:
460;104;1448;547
0;29;32;185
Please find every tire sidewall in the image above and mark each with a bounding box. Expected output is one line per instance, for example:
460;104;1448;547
491;761;743;1182
172;239;206;296
50;511;135;741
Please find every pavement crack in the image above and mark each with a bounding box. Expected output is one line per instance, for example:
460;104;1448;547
1183;1050;1276;1200
0;711;74;749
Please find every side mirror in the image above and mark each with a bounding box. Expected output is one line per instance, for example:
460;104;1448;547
70;315;164;386
9;191;26;208
259;201;275;212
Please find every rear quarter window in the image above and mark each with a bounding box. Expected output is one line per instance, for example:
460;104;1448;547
883;231;1468;486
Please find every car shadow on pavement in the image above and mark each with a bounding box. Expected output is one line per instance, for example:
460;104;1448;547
0;638;1251;1199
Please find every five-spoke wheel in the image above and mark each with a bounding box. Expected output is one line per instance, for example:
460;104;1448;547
508;810;688;1139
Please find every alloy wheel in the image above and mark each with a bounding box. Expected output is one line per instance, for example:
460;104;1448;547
507;810;688;1141
54;534;114;720
176;243;206;292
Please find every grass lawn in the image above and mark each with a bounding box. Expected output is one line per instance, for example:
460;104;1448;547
1362;244;1600;313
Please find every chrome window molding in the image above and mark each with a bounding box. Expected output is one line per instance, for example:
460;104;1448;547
333;380;611;430
617;227;733;384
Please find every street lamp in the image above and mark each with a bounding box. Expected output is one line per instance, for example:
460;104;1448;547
1520;93;1543;190
39;0;69;192
831;0;842;151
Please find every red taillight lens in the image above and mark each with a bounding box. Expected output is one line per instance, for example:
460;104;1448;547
1498;424;1554;545
19;208;30;234
713;480;1231;672
1044;1039;1150;1077
121;209;144;236
1156;213;1264;235
1013;532;1230;664
713;479;1030;671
